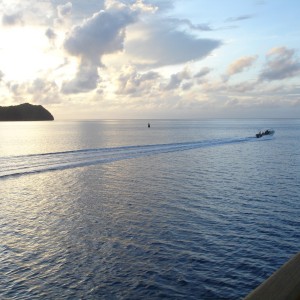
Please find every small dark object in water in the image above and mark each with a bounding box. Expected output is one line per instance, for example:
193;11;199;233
256;129;275;138
148;123;150;128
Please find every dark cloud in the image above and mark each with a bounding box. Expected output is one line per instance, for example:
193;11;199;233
126;19;221;68
260;47;300;81
45;27;57;41
2;12;23;26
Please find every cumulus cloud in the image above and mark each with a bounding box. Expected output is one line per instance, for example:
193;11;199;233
62;0;155;93
64;8;136;64
126;19;221;68
260;47;300;81
28;78;61;104
7;78;61;104
164;68;191;90
116;65;160;96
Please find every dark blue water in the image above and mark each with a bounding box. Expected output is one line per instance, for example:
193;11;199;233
1;119;299;299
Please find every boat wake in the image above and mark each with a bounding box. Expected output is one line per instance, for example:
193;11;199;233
0;137;257;178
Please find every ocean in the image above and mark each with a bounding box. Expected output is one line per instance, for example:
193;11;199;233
0;119;299;299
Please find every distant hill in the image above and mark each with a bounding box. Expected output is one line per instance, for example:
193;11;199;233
0;103;54;121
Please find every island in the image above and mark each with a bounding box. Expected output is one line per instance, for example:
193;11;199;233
0;103;54;121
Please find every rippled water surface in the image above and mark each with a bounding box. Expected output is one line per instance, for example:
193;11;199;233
1;119;299;299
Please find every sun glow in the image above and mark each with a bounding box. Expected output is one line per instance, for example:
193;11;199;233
0;26;63;81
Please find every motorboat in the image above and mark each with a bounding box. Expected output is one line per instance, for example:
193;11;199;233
256;129;275;138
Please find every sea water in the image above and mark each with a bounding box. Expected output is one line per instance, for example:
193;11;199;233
0;119;299;299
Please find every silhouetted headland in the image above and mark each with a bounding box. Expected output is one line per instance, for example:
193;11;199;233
0;103;54;121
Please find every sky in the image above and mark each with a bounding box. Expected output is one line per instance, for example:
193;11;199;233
0;0;300;119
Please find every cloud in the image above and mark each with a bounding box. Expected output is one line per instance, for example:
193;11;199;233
7;78;61;104
228;81;256;93
164;68;191;90
62;0;156;94
181;81;193;91
54;2;72;24
57;2;72;19
1;1;56;26
116;65;160;96
2;12;23;26
64;9;134;64
167;18;213;31
194;67;211;78
225;14;254;22
28;78;62;104
45;27;57;41
150;0;174;12
62;60;99;94
51;0;104;20
126;19;221;68
227;56;258;76
260;47;300;81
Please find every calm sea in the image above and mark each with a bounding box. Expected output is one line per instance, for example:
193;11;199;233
0;119;299;299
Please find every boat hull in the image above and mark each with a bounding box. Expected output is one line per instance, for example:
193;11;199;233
256;129;275;138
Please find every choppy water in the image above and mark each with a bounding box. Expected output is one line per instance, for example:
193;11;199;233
1;119;299;299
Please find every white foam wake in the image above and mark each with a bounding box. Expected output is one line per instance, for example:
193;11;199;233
0;137;254;178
